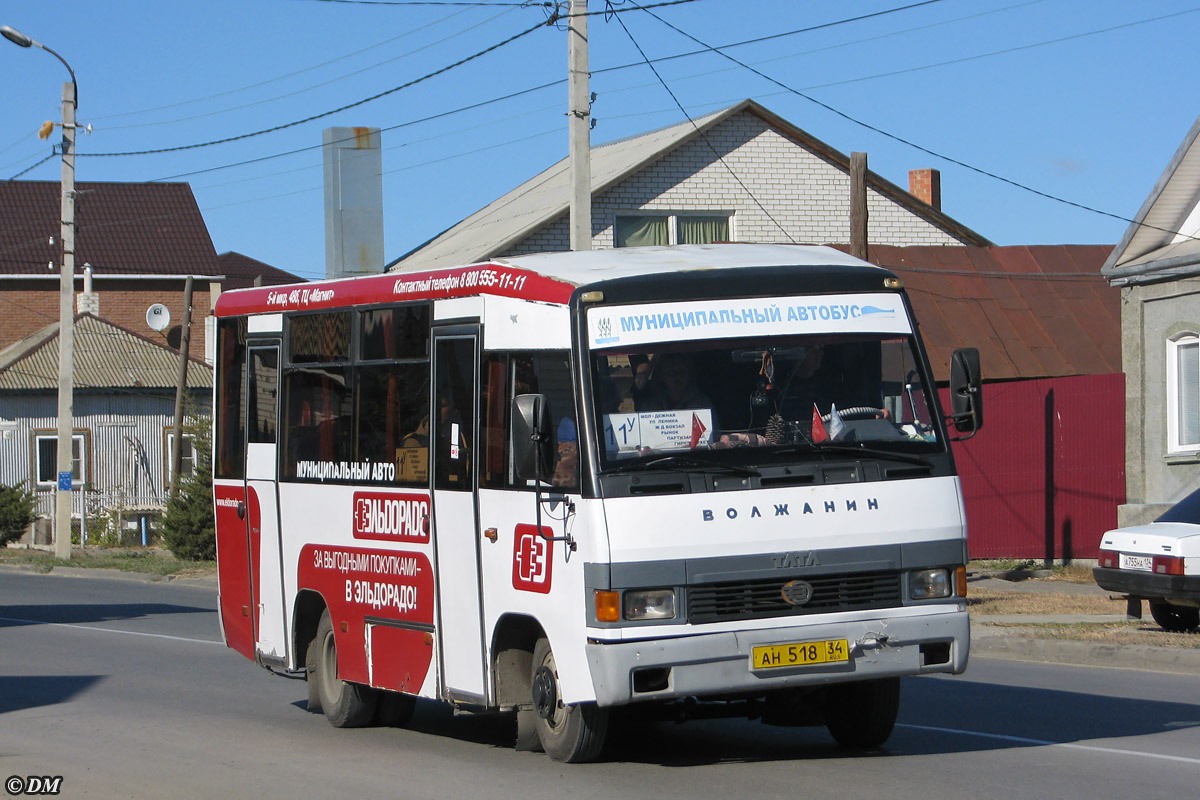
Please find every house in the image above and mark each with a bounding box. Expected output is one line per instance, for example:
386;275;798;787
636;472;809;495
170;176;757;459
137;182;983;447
1101;114;1200;527
0;313;212;544
0;181;301;363
390;99;990;271
388;99;1123;561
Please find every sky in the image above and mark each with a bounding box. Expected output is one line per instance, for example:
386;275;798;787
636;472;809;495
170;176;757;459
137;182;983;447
1;0;1197;282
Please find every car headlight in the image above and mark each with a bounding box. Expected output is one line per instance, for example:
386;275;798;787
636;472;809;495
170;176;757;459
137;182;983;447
909;568;951;600
623;588;676;620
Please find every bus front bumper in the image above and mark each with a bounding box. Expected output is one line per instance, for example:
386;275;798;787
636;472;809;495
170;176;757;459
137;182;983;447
584;608;969;707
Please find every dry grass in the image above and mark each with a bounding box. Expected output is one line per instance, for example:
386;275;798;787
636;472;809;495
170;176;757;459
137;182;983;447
969;587;1200;648
967;588;1123;616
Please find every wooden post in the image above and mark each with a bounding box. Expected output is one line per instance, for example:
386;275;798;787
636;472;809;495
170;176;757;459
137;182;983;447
850;151;868;261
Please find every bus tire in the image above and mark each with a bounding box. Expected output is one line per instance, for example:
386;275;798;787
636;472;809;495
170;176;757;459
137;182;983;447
311;608;378;728
824;677;900;749
530;638;608;762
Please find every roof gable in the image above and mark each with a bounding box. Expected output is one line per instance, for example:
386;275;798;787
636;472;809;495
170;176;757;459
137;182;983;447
1102;114;1200;285
0;181;220;276
0;313;211;392
391;100;989;271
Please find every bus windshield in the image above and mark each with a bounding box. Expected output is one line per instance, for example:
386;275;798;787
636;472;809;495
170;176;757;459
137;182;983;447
590;333;941;468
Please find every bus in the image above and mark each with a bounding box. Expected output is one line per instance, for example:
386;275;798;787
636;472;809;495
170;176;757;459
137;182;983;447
211;243;982;762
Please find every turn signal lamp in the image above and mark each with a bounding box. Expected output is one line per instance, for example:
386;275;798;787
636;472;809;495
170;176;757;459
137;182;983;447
883;277;904;290
955;566;968;598
1098;550;1118;569
595;590;620;622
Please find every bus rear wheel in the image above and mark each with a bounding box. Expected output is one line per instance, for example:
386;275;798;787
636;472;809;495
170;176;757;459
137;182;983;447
530;638;608;762
824;677;900;749
310;608;379;728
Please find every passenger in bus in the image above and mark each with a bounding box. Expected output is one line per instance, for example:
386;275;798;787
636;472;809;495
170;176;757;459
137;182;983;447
641;355;712;412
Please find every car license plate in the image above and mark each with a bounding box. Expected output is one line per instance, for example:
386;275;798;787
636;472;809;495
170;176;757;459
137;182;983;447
1119;553;1153;572
751;639;849;670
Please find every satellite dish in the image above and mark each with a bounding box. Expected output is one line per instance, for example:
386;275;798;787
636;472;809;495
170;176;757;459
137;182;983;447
146;304;171;332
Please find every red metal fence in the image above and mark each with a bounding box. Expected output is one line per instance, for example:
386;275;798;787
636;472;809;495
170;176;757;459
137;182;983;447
943;373;1125;561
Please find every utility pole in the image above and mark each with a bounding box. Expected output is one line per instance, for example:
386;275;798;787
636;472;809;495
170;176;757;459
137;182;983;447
568;0;591;251
54;79;76;559
169;275;194;498
850;151;868;262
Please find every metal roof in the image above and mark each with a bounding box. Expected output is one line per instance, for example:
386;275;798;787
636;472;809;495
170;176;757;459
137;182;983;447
389;100;989;272
0;313;212;392
857;245;1119;382
0;181;220;276
1102;114;1200;286
218;251;306;290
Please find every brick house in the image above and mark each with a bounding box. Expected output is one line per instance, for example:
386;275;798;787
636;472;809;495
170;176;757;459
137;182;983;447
0;181;303;361
390;99;990;270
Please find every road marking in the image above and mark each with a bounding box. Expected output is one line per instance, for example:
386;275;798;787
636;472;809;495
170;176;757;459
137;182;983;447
0;615;222;646
898;723;1200;766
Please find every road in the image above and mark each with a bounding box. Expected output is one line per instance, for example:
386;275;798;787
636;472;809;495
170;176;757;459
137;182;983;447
1;570;1197;799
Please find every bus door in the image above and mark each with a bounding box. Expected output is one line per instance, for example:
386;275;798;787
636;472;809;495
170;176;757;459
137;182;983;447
430;329;487;702
243;343;287;663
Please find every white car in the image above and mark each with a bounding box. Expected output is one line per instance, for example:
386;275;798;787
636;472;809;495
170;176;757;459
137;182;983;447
1094;490;1200;632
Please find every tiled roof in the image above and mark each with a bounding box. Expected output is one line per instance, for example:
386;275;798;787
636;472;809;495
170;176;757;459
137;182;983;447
849;245;1119;382
0;181;219;276
219;251;305;290
0;313;212;392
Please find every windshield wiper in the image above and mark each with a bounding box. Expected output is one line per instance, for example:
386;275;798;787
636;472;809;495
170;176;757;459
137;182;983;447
772;442;934;466
605;454;761;477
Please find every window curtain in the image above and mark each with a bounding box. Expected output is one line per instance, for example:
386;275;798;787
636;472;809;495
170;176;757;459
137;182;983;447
1179;340;1200;446
678;215;729;244
615;216;668;247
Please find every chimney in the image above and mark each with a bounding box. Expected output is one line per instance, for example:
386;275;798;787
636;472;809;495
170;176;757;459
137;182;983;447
76;264;100;315
908;168;941;211
323;126;384;279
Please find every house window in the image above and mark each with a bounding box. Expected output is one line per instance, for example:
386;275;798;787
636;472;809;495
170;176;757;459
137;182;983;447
165;430;197;483
614;213;730;247
33;431;88;487
1168;333;1200;453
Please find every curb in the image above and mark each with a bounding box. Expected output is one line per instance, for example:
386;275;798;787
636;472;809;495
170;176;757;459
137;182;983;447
971;629;1200;675
0;562;217;588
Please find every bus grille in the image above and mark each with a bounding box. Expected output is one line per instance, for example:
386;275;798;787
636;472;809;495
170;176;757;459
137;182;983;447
687;570;902;624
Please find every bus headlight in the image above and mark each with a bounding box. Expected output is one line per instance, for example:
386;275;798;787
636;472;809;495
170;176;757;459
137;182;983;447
624;589;676;620
909;568;951;600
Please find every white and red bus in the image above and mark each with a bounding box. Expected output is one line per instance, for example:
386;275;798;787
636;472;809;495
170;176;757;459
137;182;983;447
212;243;981;762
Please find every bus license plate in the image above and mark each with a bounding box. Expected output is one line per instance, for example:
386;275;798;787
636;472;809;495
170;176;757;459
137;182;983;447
752;639;849;670
1119;553;1153;572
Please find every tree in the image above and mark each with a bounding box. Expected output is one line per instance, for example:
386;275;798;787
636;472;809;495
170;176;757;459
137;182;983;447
0;481;37;547
160;415;215;561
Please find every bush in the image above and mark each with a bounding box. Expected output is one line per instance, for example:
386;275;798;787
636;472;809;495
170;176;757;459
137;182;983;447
160;416;215;561
0;481;38;546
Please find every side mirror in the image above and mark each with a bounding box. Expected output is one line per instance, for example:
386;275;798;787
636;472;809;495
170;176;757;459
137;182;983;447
948;347;983;435
512;393;555;481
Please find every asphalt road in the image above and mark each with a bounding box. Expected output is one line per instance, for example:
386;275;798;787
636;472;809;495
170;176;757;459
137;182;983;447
2;571;1198;799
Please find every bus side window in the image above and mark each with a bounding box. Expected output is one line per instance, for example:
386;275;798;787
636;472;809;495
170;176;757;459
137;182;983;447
480;352;577;492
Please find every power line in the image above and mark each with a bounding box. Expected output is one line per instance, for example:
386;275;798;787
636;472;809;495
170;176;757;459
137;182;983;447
630;1;1200;244
98;5;514;130
607;2;795;243
80;14;559;158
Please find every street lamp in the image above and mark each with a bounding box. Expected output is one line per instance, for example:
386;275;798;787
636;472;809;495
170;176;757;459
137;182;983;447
3;24;77;560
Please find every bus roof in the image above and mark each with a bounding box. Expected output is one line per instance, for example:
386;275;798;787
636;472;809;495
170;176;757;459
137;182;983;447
214;244;881;318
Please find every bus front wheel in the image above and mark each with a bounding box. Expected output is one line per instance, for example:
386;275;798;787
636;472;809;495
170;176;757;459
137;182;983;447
530;638;608;762
824;677;900;748
310;608;379;728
